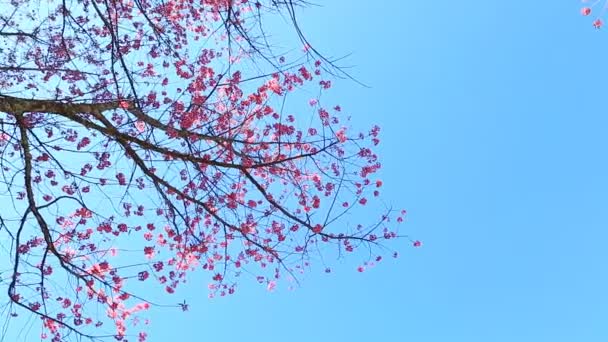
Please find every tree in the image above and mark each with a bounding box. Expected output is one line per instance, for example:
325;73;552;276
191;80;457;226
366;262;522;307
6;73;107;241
0;0;409;340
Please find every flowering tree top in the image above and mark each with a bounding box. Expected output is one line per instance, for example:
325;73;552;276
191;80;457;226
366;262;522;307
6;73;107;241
0;0;412;341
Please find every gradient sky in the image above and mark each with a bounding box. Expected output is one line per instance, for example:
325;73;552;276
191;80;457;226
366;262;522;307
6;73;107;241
138;1;608;341
143;1;608;342
139;0;608;342
8;1;608;341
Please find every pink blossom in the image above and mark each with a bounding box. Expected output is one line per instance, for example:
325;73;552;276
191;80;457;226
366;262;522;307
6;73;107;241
594;19;603;29
267;281;276;292
581;7;591;16
267;79;282;94
336;128;347;143
135;121;146;133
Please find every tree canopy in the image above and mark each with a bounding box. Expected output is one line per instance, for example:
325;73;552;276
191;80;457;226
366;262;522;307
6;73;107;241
0;0;408;340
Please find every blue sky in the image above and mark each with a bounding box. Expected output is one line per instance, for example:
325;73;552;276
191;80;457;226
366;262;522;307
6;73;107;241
6;1;606;341
143;1;608;341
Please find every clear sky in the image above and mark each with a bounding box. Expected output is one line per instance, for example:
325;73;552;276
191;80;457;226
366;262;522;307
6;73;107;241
9;1;607;341
142;1;608;341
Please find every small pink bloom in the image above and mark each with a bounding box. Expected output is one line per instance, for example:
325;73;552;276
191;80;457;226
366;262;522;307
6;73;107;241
413;240;422;247
336;128;347;143
135;121;145;133
119;100;130;109
312;224;323;234
143;246;155;259
594;19;603;29
267;281;276;292
581;7;591;16
267;79;282;94
357;266;365;272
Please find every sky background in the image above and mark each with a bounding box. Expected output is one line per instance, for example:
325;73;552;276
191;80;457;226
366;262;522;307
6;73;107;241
144;1;608;342
144;0;608;342
133;1;608;341
108;1;608;342
18;1;607;341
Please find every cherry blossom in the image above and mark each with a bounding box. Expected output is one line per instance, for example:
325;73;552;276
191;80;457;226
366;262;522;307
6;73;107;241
135;121;146;133
267;281;277;292
594;18;604;28
582;7;592;16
